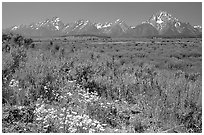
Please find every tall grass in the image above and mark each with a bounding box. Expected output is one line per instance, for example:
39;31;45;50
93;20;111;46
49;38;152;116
2;33;202;133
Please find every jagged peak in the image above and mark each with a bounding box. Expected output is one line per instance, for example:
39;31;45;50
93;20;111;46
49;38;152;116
11;25;19;30
151;10;173;20
142;21;148;24
6;11;201;38
157;10;169;16
75;19;90;24
33;16;62;27
194;25;202;29
148;10;180;26
75;19;85;22
52;16;60;20
105;21;112;24
115;18;125;24
42;16;61;22
52;16;61;22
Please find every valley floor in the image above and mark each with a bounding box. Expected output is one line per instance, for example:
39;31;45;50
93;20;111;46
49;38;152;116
2;34;202;133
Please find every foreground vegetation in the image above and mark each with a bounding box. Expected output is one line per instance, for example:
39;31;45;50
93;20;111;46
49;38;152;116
2;33;202;133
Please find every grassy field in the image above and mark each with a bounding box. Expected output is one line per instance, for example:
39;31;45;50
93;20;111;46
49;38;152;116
33;36;202;73
2;33;202;133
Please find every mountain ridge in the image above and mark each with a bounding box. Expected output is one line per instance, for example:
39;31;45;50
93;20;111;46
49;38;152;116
3;11;202;38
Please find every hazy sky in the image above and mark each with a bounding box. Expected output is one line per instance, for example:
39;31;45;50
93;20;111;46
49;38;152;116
2;2;202;29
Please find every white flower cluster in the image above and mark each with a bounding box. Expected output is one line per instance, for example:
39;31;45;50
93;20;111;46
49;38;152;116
78;89;100;103
9;79;19;88
34;82;108;133
34;102;107;133
66;113;106;133
75;83;115;110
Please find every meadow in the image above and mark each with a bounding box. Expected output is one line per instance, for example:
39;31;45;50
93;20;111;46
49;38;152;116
2;33;202;133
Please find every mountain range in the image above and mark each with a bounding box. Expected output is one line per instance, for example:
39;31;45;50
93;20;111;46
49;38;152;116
3;11;202;38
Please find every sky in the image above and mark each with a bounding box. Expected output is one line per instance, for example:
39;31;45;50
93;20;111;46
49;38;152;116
2;2;202;29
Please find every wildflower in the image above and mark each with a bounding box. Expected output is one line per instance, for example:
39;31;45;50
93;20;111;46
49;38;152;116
68;80;75;83
91;122;96;126
59;113;64;117
59;126;64;129
102;124;107;126
48;108;52;111
89;128;95;133
61;107;66;112
83;127;87;130
44;124;49;128
35;103;40;107
52;115;57;119
93;119;99;124
86;119;92;124
78;122;83;126
36;117;43;121
75;115;83;119
67;92;72;96
9;79;19;87
107;102;111;105
65;120;69;124
66;114;72;118
69;127;77;133
72;111;77;115
100;128;105;131
17;106;24;109
82;114;89;119
96;124;100;128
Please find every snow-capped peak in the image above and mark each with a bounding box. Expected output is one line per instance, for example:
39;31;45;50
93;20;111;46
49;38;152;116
194;25;202;29
55;26;59;30
95;22;112;29
157;18;163;24
6;13;202;38
75;19;86;24
115;19;123;24
27;17;64;31
79;20;90;29
147;10;180;31
142;21;148;24
158;11;169;17
103;22;112;27
95;23;103;29
11;26;19;30
55;17;60;22
51;16;61;22
152;11;175;22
